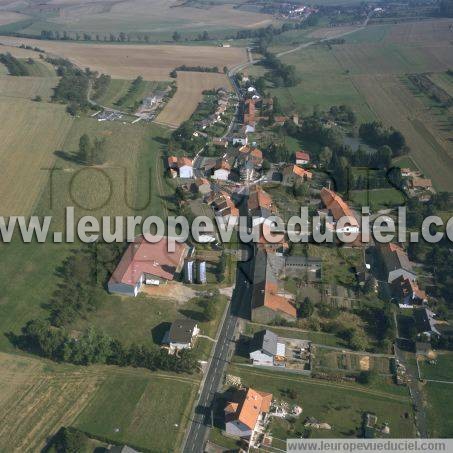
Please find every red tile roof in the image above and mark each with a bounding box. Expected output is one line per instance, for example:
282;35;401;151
109;236;188;286
320;187;359;228
227;388;273;430
295;151;310;162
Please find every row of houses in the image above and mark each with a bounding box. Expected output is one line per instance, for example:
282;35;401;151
199;87;235;131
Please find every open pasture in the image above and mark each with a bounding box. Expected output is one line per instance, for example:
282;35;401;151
156;71;230;127
0;37;247;80
0;96;73;216
0;12;28;26
352;74;453;191
34;118;172;227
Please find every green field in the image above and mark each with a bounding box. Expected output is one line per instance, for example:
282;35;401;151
425;382;453;437
269;46;376;121
34;117;173;229
227;365;416;438
95;79;168;111
18;58;56;77
350;188;406;211
74;372;197;451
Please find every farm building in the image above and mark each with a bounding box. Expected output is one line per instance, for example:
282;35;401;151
295;151;310;166
251;249;297;323
224;387;273;438
162;319;200;352
249;329;286;367
167;156;194;178
108;236;189;296
282;165;312;186
377;243;416;283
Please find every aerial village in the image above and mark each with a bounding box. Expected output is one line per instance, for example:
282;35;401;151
104;70;444;450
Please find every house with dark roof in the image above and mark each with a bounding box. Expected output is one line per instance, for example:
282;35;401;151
108;236;189;296
224;388;273;438
414;307;441;339
377;243;416;283
163;319;200;352
249;329;286;367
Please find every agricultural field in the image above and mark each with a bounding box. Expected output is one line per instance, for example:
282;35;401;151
156;71;231;127
2;0;275;39
0;37;247;80
0;12;29;26
0;351;198;452
227;365;416;438
0;94;73;216
34;117;173;228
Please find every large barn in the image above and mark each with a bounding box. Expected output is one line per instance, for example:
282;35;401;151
108;236;189;297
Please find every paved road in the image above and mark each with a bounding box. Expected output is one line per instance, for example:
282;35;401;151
183;256;252;452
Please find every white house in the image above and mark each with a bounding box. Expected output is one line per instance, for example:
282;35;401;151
249;330;286;367
212;159;231;180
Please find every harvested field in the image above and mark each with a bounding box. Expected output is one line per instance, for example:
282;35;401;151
308;25;357;40
0;351;199;452
0;37;247;80
0;96;73;216
0;352;104;453
384;19;453;45
155;71;231;127
0;75;59;100
353;74;453;191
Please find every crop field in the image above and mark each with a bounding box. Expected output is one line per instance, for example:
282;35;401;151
228;365;416;438
0;37;247;80
0;351;198;452
428;72;453;97
156;71;231;127
10;0;274;38
0;96;73;216
0;352;104;452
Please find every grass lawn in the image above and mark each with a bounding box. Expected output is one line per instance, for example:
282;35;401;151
425;381;453;437
419;351;453;382
244;322;347;348
228;365;416;438
73;370;198;451
350;188;406;211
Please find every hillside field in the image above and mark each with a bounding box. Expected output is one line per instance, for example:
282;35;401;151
0;37;247;80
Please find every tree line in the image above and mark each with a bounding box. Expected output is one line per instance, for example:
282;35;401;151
170;65;220;78
0;53;30;76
